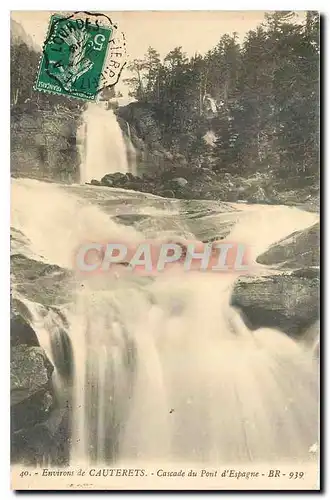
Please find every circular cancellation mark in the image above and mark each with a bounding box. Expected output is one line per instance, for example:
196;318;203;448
36;11;127;100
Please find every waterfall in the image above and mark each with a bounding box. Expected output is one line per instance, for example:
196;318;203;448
125;122;137;176
78;102;134;184
11;178;319;466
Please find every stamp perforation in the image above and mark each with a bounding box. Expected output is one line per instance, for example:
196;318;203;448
34;11;126;102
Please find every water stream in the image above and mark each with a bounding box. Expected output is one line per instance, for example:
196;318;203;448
78;102;136;184
10;102;319;466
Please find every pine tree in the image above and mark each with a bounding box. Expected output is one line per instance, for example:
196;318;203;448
121;12;319;184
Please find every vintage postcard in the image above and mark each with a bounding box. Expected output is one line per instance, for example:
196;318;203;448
10;10;320;491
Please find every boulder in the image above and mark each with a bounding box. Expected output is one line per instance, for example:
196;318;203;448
126;172;139;181
101;172;130;187
111;172;128;182
11;407;70;466
171;177;188;188
100;174;114;187
126;181;145;191
11;255;73;306
11;314;39;347
90;179;101;186
11;295;33;322
231;273;319;338
11;343;57;463
10;324;72;465
256;222;320;268
11;345;53;406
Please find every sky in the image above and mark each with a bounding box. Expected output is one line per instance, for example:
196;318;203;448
11;10;306;94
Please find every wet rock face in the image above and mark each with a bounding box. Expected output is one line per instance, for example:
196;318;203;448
116;102;162;145
11;406;71;467
11;342;71;466
11;344;55;462
233;220;320;338
256;222;320;269
11;344;53;407
10;315;39;347
231;273;319;338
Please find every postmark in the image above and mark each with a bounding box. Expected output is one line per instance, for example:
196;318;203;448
35;11;127;101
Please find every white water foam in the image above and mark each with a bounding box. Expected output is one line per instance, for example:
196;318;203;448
78;103;135;184
11;178;319;465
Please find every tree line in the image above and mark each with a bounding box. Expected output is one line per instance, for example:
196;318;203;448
11;37;85;115
11;35;84;181
124;11;319;185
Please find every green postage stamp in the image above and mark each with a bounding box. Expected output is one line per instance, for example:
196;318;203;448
35;12;126;101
